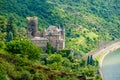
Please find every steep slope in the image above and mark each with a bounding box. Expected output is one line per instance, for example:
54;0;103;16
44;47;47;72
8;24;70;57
0;51;74;80
0;0;120;55
0;0;64;28
48;0;120;55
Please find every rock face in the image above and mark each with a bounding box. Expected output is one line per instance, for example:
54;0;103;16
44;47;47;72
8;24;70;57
27;17;65;50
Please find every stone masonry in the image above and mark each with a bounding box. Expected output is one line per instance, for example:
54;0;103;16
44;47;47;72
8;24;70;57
27;16;65;50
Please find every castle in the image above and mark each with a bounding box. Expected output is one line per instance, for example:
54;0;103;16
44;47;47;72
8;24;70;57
27;17;65;50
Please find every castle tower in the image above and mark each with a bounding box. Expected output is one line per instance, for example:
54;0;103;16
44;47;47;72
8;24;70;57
42;28;47;37
27;17;38;38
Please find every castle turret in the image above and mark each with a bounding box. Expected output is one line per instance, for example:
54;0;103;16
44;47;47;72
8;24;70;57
27;16;38;38
42;28;47;37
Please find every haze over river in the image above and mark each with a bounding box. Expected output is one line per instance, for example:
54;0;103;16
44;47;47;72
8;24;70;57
101;48;120;80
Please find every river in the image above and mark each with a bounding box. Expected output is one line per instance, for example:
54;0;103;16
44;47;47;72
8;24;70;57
101;48;120;80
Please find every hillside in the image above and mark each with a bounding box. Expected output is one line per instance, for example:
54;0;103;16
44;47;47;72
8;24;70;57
0;38;101;80
0;0;120;55
1;0;118;79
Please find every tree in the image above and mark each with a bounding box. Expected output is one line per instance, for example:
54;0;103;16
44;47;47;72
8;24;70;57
18;27;27;38
6;38;42;60
0;64;6;80
0;16;7;41
89;55;94;66
46;42;55;54
87;55;94;66
20;71;32;80
47;54;63;64
6;32;13;42
6;16;17;41
87;56;90;65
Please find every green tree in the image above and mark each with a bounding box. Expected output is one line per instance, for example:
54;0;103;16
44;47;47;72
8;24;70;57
18;27;27;38
47;54;63;64
0;16;7;41
6;16;17;41
0;64;7;80
87;56;90;65
6;32;13;42
89;55;94;66
0;41;6;49
6;38;42;60
20;71;32;80
46;42;55;54
87;55;94;66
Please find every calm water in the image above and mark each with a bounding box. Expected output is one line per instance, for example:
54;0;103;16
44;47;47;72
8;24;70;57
102;48;120;80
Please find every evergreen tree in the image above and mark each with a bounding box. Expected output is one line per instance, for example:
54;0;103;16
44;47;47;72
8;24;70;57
87;56;90;65
87;55;94;66
6;16;17;41
6;32;13;42
0;16;7;41
0;16;6;32
89;55;94;66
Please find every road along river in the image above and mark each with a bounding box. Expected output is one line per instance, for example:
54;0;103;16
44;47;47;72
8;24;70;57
92;41;120;80
83;41;120;79
100;48;120;80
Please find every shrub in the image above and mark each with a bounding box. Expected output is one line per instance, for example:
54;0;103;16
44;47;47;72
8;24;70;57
6;39;42;60
0;41;6;49
20;71;32;80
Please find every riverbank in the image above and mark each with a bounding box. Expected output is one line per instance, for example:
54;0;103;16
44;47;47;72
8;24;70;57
83;40;120;59
82;40;120;79
99;46;120;67
98;44;120;79
100;48;120;80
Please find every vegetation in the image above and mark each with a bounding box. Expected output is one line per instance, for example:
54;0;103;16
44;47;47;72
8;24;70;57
0;0;120;56
0;0;119;80
6;38;42;60
0;16;101;79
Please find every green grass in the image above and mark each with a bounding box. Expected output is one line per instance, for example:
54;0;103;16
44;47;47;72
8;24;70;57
95;53;104;64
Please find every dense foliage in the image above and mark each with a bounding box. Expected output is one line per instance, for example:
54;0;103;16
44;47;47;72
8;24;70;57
0;16;102;80
6;39;42;60
0;0;120;55
0;0;119;80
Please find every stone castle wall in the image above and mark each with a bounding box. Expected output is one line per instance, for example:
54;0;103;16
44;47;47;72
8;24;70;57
27;17;65;50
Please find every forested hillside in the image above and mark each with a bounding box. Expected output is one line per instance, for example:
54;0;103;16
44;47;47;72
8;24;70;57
0;0;119;79
0;16;101;79
0;0;120;55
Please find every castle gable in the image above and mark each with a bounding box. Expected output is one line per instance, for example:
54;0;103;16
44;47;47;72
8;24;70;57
46;25;61;35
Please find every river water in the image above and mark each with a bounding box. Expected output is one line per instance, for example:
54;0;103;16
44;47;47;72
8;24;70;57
101;48;120;80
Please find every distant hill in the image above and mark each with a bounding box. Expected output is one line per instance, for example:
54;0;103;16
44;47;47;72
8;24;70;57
0;0;120;55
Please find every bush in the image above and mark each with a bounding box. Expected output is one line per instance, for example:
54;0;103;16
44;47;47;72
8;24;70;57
33;71;47;80
20;71;32;80
0;41;6;49
0;74;6;80
47;54;63;64
6;38;42;60
0;64;7;80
